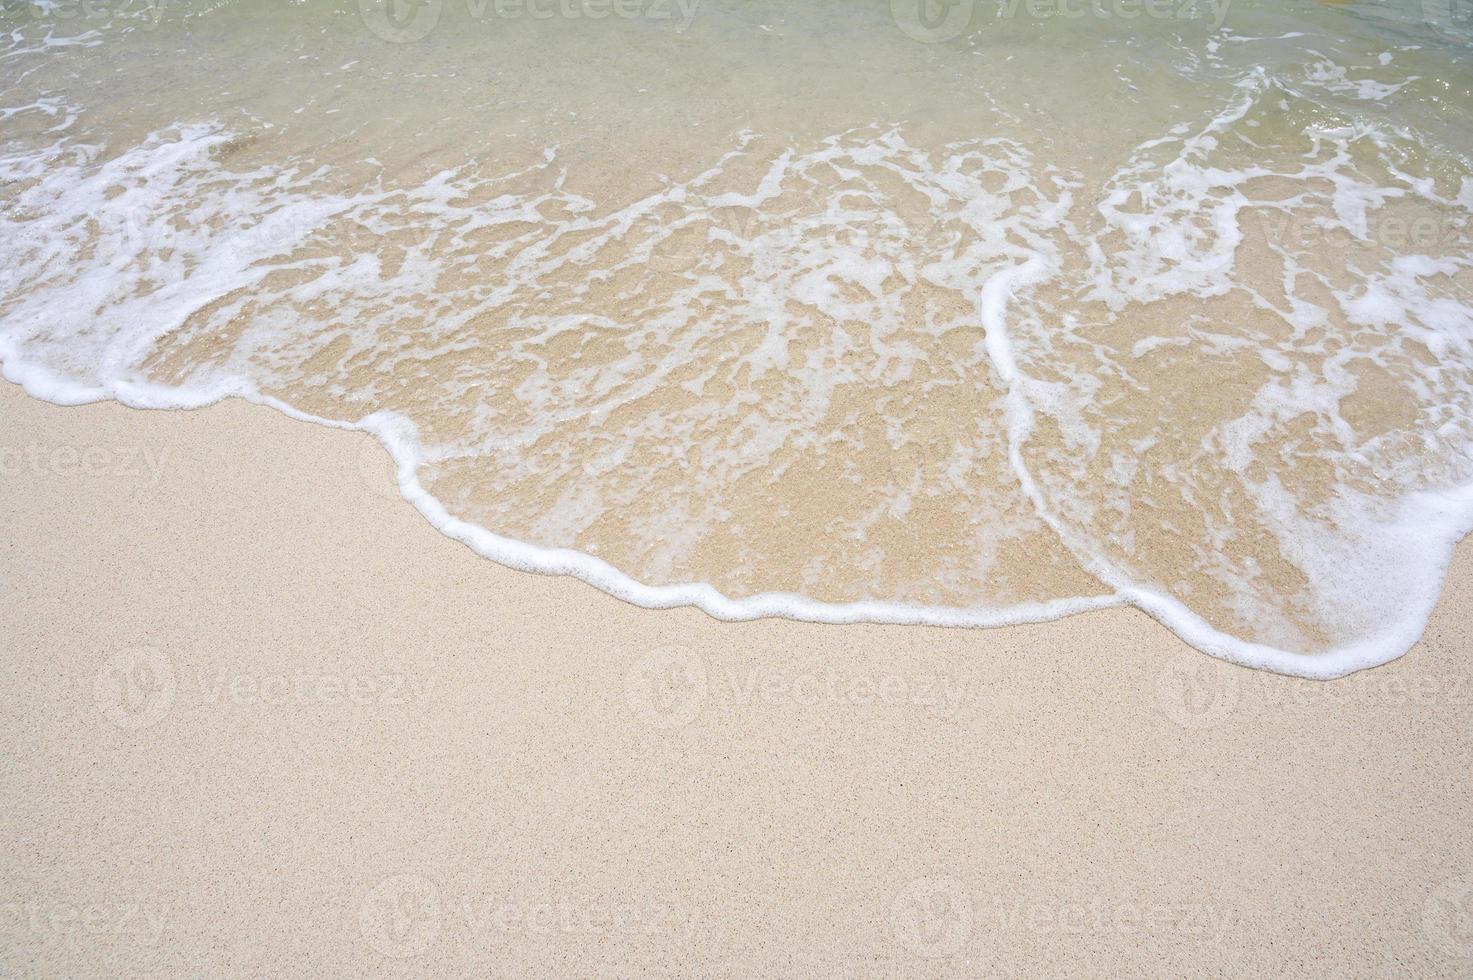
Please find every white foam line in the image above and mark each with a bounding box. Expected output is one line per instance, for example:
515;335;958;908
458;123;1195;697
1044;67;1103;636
9;323;1473;678
968;235;1473;680
6;95;1472;680
0;341;1121;627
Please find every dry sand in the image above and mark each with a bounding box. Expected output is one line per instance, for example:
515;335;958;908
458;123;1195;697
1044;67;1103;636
1;379;1471;976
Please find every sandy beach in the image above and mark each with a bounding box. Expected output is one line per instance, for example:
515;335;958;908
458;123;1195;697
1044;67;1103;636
1;379;1471;975
4;0;1473;974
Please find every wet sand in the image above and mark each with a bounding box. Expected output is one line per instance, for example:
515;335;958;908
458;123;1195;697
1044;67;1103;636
1;380;1471;976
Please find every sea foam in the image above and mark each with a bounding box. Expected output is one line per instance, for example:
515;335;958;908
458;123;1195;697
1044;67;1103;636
3;0;1473;677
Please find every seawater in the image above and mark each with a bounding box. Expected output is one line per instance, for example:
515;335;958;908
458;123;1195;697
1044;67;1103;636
2;0;1472;676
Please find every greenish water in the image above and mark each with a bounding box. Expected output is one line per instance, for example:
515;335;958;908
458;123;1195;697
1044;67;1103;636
2;0;1472;675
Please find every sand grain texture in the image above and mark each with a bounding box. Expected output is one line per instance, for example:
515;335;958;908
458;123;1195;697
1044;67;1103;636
1;382;1471;976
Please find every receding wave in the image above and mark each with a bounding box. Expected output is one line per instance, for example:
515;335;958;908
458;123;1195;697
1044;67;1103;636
3;0;1472;676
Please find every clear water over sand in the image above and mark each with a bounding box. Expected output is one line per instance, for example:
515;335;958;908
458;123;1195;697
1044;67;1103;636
2;0;1472;674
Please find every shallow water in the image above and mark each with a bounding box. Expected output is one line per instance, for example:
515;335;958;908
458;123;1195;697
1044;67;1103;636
2;0;1472;675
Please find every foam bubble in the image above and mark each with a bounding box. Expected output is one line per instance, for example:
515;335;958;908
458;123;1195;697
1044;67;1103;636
3;2;1473;678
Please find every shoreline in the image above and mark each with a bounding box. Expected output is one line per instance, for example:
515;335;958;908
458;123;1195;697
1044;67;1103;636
1;358;1449;680
3;381;1473;974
